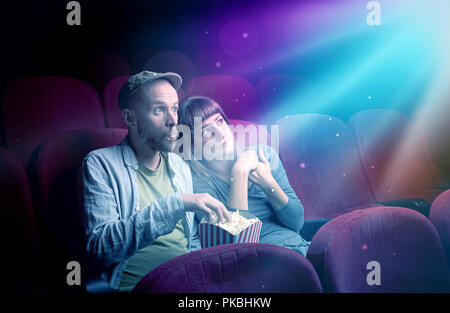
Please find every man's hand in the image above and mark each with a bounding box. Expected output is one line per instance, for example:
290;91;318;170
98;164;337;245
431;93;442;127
249;148;276;191
181;193;232;223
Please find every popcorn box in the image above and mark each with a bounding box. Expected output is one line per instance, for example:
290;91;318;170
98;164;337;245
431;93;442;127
198;211;262;248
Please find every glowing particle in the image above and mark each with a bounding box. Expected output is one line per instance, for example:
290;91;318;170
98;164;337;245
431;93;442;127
242;32;248;38
300;163;306;168
234;98;239;103
342;173;346;177
362;244;368;250
271;188;275;192
230;177;234;182
368;96;372;100
329;117;332;121
204;30;209;35
336;133;340;137
259;65;263;70
215;61;221;68
371;165;375;169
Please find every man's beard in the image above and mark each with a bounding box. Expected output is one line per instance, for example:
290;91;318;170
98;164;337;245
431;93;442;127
137;123;173;152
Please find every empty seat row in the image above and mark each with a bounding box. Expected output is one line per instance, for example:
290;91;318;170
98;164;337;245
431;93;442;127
275;113;445;225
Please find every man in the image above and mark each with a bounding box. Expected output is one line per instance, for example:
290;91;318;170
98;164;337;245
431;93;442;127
81;71;231;292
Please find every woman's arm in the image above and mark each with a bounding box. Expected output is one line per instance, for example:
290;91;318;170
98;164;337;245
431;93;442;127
226;150;259;210
249;146;304;233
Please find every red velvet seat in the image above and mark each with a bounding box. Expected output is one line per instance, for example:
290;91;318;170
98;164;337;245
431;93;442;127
2;76;106;165
348;109;443;204
102;76;131;128
0;148;42;293
429;189;450;267
33;128;127;292
187;75;261;123
133;243;323;293
276;114;377;221
307;206;450;292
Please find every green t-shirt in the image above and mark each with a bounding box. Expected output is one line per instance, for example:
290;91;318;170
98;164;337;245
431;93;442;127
118;153;188;292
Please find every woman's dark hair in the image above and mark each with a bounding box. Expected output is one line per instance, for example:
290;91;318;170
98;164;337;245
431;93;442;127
178;96;231;179
178;96;230;132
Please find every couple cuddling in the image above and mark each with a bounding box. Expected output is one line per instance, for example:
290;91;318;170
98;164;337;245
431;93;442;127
81;71;309;291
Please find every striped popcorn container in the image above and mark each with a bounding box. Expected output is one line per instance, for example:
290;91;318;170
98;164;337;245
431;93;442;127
198;211;262;248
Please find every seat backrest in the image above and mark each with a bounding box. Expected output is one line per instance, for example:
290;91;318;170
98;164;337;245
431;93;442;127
276;114;375;220
307;206;450;292
187;75;261;123
35;128;128;261
2;76;106;165
133;243;323;293
102;76;188;129
348;109;441;203
429;189;450;267
0;148;41;292
102;76;131;129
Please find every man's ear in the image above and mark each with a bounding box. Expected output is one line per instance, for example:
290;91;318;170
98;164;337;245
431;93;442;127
122;109;136;127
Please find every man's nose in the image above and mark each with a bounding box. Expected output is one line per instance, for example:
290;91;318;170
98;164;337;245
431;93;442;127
166;110;177;127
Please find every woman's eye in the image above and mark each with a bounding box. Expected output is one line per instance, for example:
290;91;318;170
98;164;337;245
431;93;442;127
171;107;178;113
218;118;224;125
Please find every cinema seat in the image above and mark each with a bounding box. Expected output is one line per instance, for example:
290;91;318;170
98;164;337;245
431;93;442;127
102;76;188;129
2;76;106;166
34;128;128;293
81;50;132;92
348;109;443;206
429;189;450;267
276;114;377;221
133;243;323;293
307;206;450;292
102;76;131;128
187;75;261;123
0;148;42;293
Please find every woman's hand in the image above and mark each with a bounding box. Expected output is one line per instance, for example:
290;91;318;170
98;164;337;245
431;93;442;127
249;148;276;191
232;150;259;175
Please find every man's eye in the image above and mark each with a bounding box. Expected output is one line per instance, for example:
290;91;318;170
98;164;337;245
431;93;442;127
153;107;163;114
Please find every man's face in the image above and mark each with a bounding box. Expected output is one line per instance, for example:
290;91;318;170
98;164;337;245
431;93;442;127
129;79;179;152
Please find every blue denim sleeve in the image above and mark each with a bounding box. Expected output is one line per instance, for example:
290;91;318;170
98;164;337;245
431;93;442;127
82;155;186;266
263;144;305;233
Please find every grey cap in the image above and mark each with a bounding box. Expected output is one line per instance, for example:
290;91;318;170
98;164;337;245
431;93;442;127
118;71;182;110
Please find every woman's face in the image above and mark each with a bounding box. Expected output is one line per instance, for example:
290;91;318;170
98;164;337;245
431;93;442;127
201;113;235;159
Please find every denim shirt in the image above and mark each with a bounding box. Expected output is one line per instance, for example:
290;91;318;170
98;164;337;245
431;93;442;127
81;136;200;290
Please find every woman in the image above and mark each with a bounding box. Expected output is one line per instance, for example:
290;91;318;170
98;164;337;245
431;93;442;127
178;96;309;256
